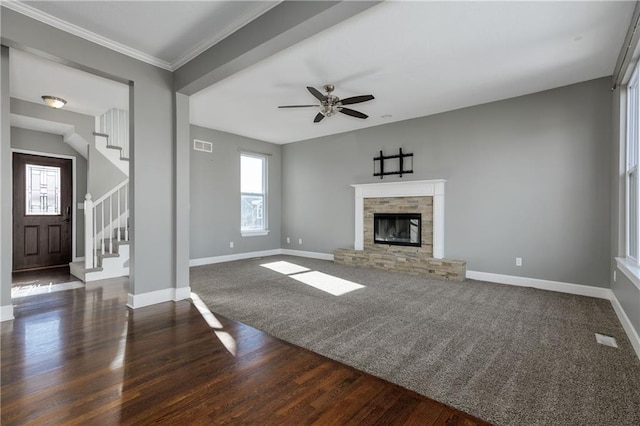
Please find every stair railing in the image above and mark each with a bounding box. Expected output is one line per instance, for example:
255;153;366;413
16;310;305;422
84;179;129;270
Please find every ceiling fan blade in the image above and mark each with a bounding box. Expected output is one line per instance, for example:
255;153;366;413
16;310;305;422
339;107;368;119
339;94;375;105
314;112;325;123
307;86;327;102
278;105;319;108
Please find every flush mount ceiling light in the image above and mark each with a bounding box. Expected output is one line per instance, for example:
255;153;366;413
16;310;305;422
41;95;67;109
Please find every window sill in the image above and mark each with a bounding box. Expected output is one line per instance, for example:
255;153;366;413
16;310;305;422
615;257;640;291
241;230;270;237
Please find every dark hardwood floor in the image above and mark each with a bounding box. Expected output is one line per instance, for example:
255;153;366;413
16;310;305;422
1;278;491;425
11;265;74;288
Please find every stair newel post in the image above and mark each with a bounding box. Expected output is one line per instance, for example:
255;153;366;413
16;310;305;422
109;194;113;254
125;183;129;241
84;194;94;269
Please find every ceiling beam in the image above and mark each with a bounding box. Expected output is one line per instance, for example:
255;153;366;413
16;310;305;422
173;1;381;96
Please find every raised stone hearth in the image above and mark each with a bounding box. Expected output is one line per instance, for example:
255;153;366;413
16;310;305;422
334;248;466;281
334;180;466;281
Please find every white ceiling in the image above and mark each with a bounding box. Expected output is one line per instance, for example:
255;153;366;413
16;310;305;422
10;48;129;117
5;1;634;144
190;1;633;144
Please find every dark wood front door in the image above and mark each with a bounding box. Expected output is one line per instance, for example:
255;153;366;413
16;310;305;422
13;153;73;270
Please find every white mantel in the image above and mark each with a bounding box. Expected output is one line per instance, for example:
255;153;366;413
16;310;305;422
351;180;445;258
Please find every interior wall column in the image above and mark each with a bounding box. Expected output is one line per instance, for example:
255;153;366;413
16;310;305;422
174;92;190;300
0;45;14;321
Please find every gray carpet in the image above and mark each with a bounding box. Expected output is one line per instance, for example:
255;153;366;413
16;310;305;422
190;255;640;425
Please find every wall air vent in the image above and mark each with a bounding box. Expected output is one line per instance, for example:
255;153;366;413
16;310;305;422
193;139;213;153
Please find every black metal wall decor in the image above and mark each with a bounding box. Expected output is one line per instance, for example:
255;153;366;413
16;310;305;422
373;148;414;179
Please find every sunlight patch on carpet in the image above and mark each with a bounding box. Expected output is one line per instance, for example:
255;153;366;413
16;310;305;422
260;261;310;275
290;271;365;296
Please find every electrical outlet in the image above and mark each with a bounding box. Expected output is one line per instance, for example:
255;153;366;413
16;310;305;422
298;238;303;245
286;237;290;244
229;241;234;249
515;257;522;267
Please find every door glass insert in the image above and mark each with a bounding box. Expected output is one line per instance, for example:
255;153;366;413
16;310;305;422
25;164;61;215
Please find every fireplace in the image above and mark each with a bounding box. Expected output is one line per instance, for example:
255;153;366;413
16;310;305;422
335;180;466;281
374;213;421;247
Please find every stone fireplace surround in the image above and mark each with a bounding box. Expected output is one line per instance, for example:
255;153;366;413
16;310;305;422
334;180;466;281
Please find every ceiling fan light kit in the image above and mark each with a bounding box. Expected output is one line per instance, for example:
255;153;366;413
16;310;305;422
279;84;374;123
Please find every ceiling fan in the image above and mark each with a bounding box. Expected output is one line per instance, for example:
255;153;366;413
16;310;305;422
278;84;375;123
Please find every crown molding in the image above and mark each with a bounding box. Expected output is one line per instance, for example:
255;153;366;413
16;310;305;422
2;1;173;71
4;0;283;72
172;1;282;70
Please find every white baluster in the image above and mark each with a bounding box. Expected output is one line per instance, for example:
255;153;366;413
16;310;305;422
117;187;121;243
109;195;113;254
101;202;105;256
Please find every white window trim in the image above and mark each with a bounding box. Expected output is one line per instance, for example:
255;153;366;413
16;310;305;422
616;257;640;292
241;229;270;237
240;152;269;234
626;63;640;266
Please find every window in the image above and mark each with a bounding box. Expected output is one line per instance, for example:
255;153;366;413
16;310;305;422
25;164;61;215
627;64;640;262
241;153;268;235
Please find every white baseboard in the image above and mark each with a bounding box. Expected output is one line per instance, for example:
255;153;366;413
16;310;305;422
189;249;335;267
189;249;282;267
280;249;334;261
466;270;611;299
467;270;640;360
174;286;191;302
1;304;14;322
127;286;191;309
610;294;640;359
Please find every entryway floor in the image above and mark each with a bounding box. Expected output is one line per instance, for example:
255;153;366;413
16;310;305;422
11;265;83;299
12;265;74;288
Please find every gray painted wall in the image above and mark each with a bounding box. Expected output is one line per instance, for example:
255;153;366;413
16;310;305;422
175;93;190;289
1;46;12;313
190;125;281;260
11;127;88;258
2;8;176;298
282;78;612;288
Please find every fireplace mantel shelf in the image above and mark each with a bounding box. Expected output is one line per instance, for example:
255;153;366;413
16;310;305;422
351;180;445;259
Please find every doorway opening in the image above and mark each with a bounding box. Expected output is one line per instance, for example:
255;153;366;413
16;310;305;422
13;152;73;272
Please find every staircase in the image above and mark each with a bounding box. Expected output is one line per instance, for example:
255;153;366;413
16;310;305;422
94;108;129;175
70;108;130;282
